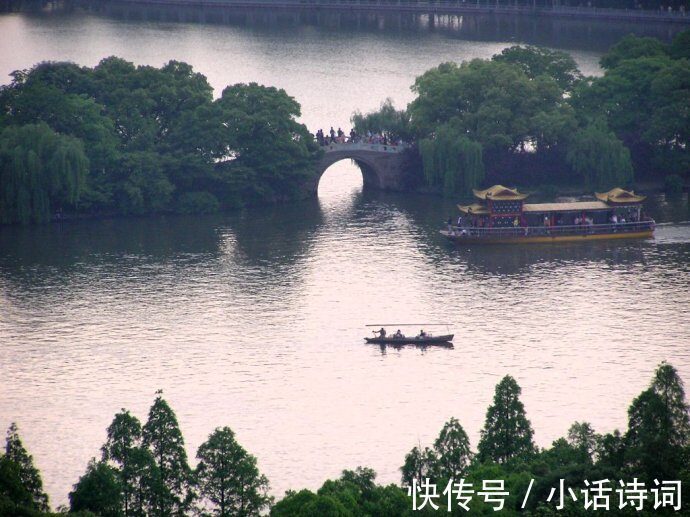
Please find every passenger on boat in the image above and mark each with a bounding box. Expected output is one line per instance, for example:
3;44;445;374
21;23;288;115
418;329;427;338
377;327;387;338
394;329;404;338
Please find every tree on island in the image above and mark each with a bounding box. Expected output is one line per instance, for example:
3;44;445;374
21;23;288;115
477;375;536;464
0;123;88;224
195;426;271;516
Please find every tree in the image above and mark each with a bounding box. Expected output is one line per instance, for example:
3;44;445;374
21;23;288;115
650;361;690;446
432;418;472;479
195;426;271;516
400;445;437;486
668;29;690;60
565;118;634;190
599;34;667;70
477;375;535;464
566;422;599;462
418;126;484;196
645;60;690;175
4;423;49;512
351;98;412;141
213;82;320;204
69;459;124;517
102;409;159;516
0;454;36;515
0;123;88;224
493;45;583;91
625;388;683;480
572;40;682;176
142;392;194;516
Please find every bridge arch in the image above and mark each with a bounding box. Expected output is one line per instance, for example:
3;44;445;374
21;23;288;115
306;143;409;197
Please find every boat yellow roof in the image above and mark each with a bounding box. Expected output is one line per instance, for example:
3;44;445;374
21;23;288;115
458;203;490;215
595;188;646;204
473;185;529;201
523;201;611;213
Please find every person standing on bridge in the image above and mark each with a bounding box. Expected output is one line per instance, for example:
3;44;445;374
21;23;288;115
330;127;336;140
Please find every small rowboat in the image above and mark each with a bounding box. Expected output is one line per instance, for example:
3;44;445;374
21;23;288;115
364;334;454;345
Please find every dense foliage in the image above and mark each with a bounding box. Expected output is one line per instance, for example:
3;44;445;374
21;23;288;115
68;393;272;516
3;362;688;515
354;31;690;195
0;58;321;224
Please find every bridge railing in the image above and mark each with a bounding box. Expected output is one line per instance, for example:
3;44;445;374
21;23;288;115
322;142;409;153
113;0;690;22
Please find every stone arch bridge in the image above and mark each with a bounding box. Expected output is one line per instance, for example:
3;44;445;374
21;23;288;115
304;142;410;196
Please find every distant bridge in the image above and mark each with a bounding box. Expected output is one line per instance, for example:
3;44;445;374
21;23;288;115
98;0;690;24
305;142;410;195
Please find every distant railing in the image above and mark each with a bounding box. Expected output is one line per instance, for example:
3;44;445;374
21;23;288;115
322;142;408;153
446;219;656;238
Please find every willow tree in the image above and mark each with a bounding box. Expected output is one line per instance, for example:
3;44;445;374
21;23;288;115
0;123;88;224
566;119;633;191
419;125;484;196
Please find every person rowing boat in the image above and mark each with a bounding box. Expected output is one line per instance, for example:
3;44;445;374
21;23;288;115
373;327;387;338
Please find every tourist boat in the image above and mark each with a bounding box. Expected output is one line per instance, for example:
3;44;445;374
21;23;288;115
440;186;655;244
364;334;454;345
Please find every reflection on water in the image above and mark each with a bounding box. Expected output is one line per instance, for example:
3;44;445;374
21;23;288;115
1;162;689;505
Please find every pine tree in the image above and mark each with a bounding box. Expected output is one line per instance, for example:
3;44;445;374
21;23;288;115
142;392;194;516
4;423;49;511
477;375;535;464
102;408;159;516
196;427;271;516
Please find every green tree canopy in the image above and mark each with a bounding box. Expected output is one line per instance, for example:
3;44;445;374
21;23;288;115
409;59;569;155
4;423;49;512
650;361;690;446
600;34;668;69
351;98;412;141
0;58;322;223
69;459;124;517
565;118;633;190
195;426;271;517
418;126;484;196
492;45;583;91
102;408;160;517
432;417;472;480
477;375;536;464
566;421;599;462
142;393;195;516
400;445;437;487
0;123;88;224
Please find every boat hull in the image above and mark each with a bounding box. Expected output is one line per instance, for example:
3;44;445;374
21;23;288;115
365;334;454;345
440;229;654;244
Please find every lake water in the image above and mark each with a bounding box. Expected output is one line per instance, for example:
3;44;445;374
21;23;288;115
1;4;689;507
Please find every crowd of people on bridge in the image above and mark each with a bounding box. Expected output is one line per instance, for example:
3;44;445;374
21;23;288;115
314;127;404;147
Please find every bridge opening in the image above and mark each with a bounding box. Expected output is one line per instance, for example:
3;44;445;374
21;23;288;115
317;160;364;208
